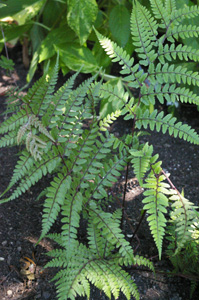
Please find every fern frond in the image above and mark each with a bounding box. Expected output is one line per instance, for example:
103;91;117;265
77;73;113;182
89;201;134;266
141;83;199;106
143;171;170;259
0;152;61;203
165;0;176;15
149;63;199;86
95;29;145;88
87;144;128;200
129;143;154;185
47;243;140;300
149;0;170;28
136;108;199;144
61;191;83;258
99;110;121;131
169;191;197;254
44;72;79;125
0;131;17;148
24;60;59;116
0;108;28;135
51;75;96;144
99;82;131;112
38;58;59;117
131;2;158;65
166;24;199;42
40;173;72;240
171;5;199;25
158;43;199;64
0;150;33;198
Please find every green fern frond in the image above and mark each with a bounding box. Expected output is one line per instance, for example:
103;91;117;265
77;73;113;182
44;71;79;125
131;2;158;65
89;201;134;266
141;83;199;106
0;152;61;204
158;43;199;64
165;0;176;14
136;108;199;144
169;191;197;254
143;171;170;259
149;0;170;28
40;173;72;240
88;146;128;200
149;63;199;86
0;150;33;198
0;130;17;148
95;29;145;88
47;243;140;300
61;191;83;258
171;5;199;25
129;143;154;185
166;24;199;42
99;110;121;131
99;82;131;113
0;109;28;135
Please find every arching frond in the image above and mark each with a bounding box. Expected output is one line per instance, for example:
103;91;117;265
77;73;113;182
171;5;199;25
148;63;199;86
169;191;198;254
129;143;154;185
136;109;199;145
158;43;199;64
131;2;158;65
165;0;176;15
143;169;170;259
149;0;170;28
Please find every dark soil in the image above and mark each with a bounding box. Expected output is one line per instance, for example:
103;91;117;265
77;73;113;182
0;49;199;300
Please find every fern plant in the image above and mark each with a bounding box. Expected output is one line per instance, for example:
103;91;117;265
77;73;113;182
1;0;199;299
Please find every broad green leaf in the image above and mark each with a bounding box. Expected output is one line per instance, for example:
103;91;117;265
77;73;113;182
109;5;130;47
0;23;32;43
26;23;46;82
42;0;64;28
12;0;46;25
39;24;75;63
0;0;42;18
55;43;98;73
27;50;40;83
67;0;98;45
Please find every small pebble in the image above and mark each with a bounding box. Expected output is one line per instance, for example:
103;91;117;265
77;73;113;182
7;290;12;296
2;240;7;246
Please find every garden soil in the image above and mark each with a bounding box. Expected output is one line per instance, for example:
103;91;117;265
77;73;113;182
0;48;199;300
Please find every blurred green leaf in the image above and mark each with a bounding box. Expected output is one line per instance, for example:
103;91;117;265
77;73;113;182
39;24;76;63
67;0;98;45
109;5;130;47
42;0;64;28
0;0;43;19
0;23;32;43
0;55;14;71
55;43;98;73
0;4;6;9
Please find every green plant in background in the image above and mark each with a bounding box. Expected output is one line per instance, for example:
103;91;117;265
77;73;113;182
1;1;199;300
0;0;134;82
0;55;14;72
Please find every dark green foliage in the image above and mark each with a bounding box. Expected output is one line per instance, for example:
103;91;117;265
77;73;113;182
1;0;199;299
